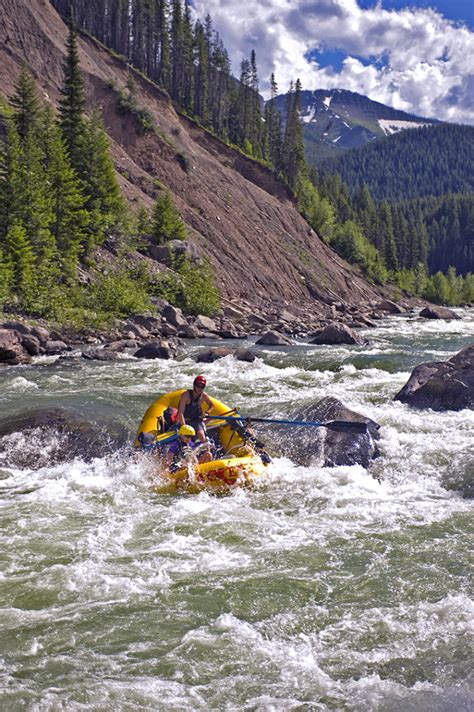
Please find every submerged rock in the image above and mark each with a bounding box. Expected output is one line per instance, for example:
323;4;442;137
0;408;129;469
394;345;474;411
81;348;121;362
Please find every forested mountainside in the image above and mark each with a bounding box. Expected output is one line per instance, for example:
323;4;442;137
274;89;437;163
318;123;474;202
397;194;474;277
0;0;382;325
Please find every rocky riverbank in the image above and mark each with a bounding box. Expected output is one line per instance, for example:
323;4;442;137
0;300;462;367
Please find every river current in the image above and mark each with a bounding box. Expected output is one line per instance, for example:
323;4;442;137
1;311;473;711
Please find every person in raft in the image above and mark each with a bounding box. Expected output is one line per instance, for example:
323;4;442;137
177;375;214;443
164;424;212;471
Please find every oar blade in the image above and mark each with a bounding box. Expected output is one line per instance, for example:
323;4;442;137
324;420;369;433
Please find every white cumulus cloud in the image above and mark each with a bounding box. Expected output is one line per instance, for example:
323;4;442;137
193;0;474;124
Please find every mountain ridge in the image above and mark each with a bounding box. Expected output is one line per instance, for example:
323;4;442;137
273;88;439;163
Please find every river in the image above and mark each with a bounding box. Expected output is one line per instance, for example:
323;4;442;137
1;311;473;711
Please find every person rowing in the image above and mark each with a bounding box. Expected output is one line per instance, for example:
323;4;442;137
164;424;213;472
177;375;214;443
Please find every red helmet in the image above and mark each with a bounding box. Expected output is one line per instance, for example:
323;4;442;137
193;375;206;388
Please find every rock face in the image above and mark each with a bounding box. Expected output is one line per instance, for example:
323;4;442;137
394;345;474;411
419;306;460;320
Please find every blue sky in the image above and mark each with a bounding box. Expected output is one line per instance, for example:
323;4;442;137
358;1;473;27
193;1;474;124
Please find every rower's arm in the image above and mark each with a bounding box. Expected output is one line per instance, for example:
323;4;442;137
203;393;214;416
177;392;188;425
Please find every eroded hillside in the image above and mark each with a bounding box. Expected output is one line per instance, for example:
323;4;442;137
0;0;382;316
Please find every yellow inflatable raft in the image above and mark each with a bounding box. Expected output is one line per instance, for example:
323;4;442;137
135;389;269;492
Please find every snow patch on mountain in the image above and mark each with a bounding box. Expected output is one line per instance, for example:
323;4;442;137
378;119;430;135
302;105;316;123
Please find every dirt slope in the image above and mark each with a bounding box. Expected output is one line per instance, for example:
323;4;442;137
0;0;382;315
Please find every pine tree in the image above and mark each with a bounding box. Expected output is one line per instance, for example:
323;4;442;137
131;0;146;71
9;125;53;253
181;0;194;112
354;184;379;247
59;13;86;171
0;246;13;308
157;0;171;90
41;106;89;276
171;0;184;103
249;51;263;157
11;65;40;141
151;191;186;244
5;222;36;297
0;121;21;241
264;73;281;167
80;108;124;251
281;79;305;189
193;20;209;123
379;201;398;271
237;58;252;149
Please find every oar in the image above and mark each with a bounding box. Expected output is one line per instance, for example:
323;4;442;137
206;414;369;433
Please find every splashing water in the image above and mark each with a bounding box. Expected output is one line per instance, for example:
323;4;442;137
1;311;473;710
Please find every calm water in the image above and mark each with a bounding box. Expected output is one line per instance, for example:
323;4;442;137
1;311;473;711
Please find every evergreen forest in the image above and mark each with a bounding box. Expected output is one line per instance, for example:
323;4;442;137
318;123;474;203
0;18;220;324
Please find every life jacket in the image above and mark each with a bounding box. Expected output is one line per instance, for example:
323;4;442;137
168;438;195;471
158;406;178;434
183;390;203;425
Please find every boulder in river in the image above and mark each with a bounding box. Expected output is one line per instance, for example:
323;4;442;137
0;328;32;365
196;347;256;363
394;344;474;411
310;323;367;346
377;299;407;314
257;396;380;469
134;339;178;360
419;306;460;320
255;330;293;346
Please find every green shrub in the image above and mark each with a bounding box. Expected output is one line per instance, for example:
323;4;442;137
151;256;220;316
151;192;187;244
84;267;152;317
331;220;388;284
